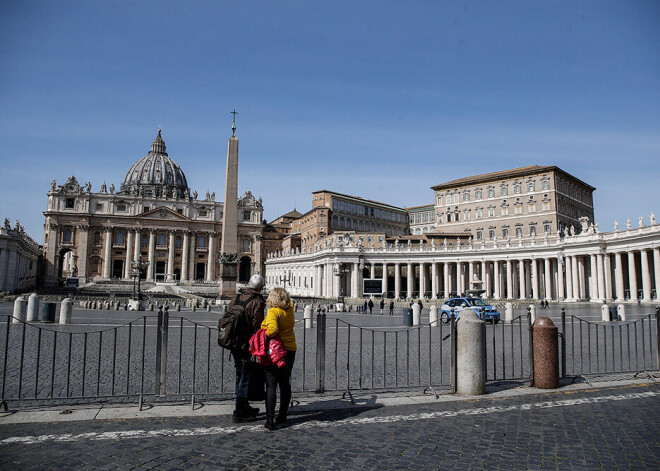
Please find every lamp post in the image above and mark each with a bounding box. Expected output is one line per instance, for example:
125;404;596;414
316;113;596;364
333;264;350;303
279;273;291;291
131;260;150;309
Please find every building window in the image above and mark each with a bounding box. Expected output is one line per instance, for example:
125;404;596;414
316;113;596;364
141;235;148;247
177;208;183;214
514;204;522;214
501;185;508;196
117;204;127;212
242;239;250;252
437;195;442;205
489;229;495;239
502;206;509;216
446;213;452;222
243;211;251;221
453;193;459;204
502;228;509;238
63;229;72;243
65;198;75;209
514;183;521;194
199;209;208;217
542;179;550;190
488;206;495;218
530;226;537;236
543;200;550;211
464;210;471;221
175;236;182;248
437;213;443;223
528;203;536;213
476;208;483;219
462;191;470;202
475;189;482;199
198;235;206;248
515;227;523;237
94;231;101;245
115;232;124;245
143;206;150;212
488;187;495;198
476;231;482;240
158;233;166;246
96;203;103;211
544;223;551;234
527;181;535;192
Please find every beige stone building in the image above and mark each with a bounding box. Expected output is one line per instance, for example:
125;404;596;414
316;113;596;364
407;204;436;235
431;165;595;241
42;131;265;287
0;219;41;293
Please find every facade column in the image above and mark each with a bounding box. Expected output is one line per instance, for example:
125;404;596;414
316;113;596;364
570;256;579;300
443;262;450;298
181;231;189;281
577;257;586;300
614;252;625;301
468;262;475;290
431;262;438;299
604;254;613;301
456;262;463;296
0;249;9;291
493;260;501;299
596;253;606;302
147;229;156;281
557;257;565;300
565;256;573;300
406;262;413;298
124;229;133;279
103;228;112;279
419;262;426;298
481;261;488;297
370;263;376;279
206;232;216;281
167;231;176;281
654;248;660;301
543;258;551;300
640;249;652;302
506;260;513;299
355;262;364;298
518;259;526;300
531;259;539;299
589;254;598;301
394;262;401;299
628;251;638;301
333;263;341;298
189;232;197;281
133;230;141;267
382;263;389;297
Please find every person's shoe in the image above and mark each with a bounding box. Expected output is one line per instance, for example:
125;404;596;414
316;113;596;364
264;418;276;430
232;413;258;423
246;406;260;416
275;415;287;426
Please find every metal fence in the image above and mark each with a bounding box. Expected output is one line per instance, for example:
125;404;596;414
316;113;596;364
1;308;659;411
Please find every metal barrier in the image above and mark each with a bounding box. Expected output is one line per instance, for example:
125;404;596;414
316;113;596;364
483;312;533;383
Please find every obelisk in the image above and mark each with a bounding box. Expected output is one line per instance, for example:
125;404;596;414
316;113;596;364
218;111;239;299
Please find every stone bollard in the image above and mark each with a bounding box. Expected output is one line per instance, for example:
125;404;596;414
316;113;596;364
192;304;197;312
412;303;421;326
529;304;537;324
176;303;181;312
60;298;73;325
115;301;120;310
304;305;313;328
532;317;559;389
13;297;27;323
148;303;154;311
429;305;438;327
79;301;85;308
207;305;211;312
456;310;486;395
26;293;40;322
601;304;610;322
617;304;626;321
505;302;514;323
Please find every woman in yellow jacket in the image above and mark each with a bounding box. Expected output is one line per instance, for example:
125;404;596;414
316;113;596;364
261;287;297;430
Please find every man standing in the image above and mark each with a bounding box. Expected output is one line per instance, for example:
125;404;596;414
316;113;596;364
389;299;395;315
229;274;266;422
379;298;385;315
368;298;374;314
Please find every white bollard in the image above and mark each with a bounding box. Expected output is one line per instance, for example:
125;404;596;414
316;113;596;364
529;304;537;324
412;303;421;325
26;293;40;322
60;298;73;324
13;297;27;323
429;305;438;327
601;304;610;322
617;304;626;321
505;302;514;323
456;310;486;395
304;305;313;329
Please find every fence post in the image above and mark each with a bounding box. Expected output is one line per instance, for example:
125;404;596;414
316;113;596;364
560;308;566;379
656;307;660;370
154;307;169;396
527;307;534;386
315;312;326;393
155;308;163;395
450;313;457;393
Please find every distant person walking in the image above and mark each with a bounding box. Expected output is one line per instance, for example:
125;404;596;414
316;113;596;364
261;287;297;430
389;300;394;315
363;299;368;312
379;299;385;315
368;299;374;314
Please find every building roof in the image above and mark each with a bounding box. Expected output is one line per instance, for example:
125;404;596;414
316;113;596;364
430;165;596;191
313;189;406;212
280;209;303;219
406;204;434;212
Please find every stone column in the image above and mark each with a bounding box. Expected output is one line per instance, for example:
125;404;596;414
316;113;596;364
147;229;156;281
77;225;89;282
206;232;216;281
604;254;613;301
406;262;413;298
181;231;189;281
557;258;565;300
394;263;401;298
628;251;638;301
431;262;438;299
456;262;463;297
443;262;450;298
103;227;112;279
188;232;196;281
571;256;579;300
0;248;8;291
614;252;625;301
481;261;488;297
333;263;341;298
565;256;573;300
577;256;586;300
597;253;606;302
354;262;363;298
654;248;660;301
494;260;501;299
468;262;475;291
518;259;526;300
124;229;133;279
589;254;598;301
419;262;426;298
382;263;389;297
543;258;551;300
167;231;175;281
640;249;652;302
531;259;539;299
506;260;513;299
370;263;375;279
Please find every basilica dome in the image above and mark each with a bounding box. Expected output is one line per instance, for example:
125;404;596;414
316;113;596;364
119;130;189;198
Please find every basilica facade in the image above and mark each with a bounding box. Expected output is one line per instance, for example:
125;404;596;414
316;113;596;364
42;131;265;287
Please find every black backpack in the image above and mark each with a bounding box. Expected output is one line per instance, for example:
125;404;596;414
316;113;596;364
217;293;260;351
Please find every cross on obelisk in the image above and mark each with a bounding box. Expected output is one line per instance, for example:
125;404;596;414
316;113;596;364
230;109;238;137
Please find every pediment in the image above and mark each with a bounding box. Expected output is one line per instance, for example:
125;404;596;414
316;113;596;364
140;206;191;221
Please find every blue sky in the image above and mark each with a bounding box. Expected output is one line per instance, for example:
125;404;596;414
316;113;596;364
1;0;658;239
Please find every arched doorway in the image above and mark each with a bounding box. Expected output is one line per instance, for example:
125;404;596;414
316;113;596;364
239;256;252;283
57;248;74;279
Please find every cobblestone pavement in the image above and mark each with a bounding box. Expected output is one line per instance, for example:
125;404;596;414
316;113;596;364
1;382;659;470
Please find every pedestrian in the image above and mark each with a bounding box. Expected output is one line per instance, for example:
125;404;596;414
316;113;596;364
417;299;423;311
368;298;374;314
389;300;394;315
229;274;266;423
363;299;368;312
379;298;385;315
261;287;297;430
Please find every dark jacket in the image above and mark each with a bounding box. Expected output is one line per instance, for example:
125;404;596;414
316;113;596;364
228;287;265;359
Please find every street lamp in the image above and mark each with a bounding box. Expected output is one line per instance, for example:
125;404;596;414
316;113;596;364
131;260;150;307
333;264;350;303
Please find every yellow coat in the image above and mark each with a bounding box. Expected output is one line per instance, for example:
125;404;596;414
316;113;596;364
261;305;297;351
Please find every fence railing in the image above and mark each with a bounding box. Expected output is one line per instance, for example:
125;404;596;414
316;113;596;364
1;308;659;411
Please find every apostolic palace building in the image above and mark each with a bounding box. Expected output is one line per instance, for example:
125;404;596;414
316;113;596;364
265;166;660;304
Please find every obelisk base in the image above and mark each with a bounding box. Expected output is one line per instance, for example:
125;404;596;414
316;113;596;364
218;261;238;300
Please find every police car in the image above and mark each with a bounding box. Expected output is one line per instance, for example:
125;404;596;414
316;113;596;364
440;297;501;324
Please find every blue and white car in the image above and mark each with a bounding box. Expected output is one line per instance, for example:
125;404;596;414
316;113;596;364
440;297;501;324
